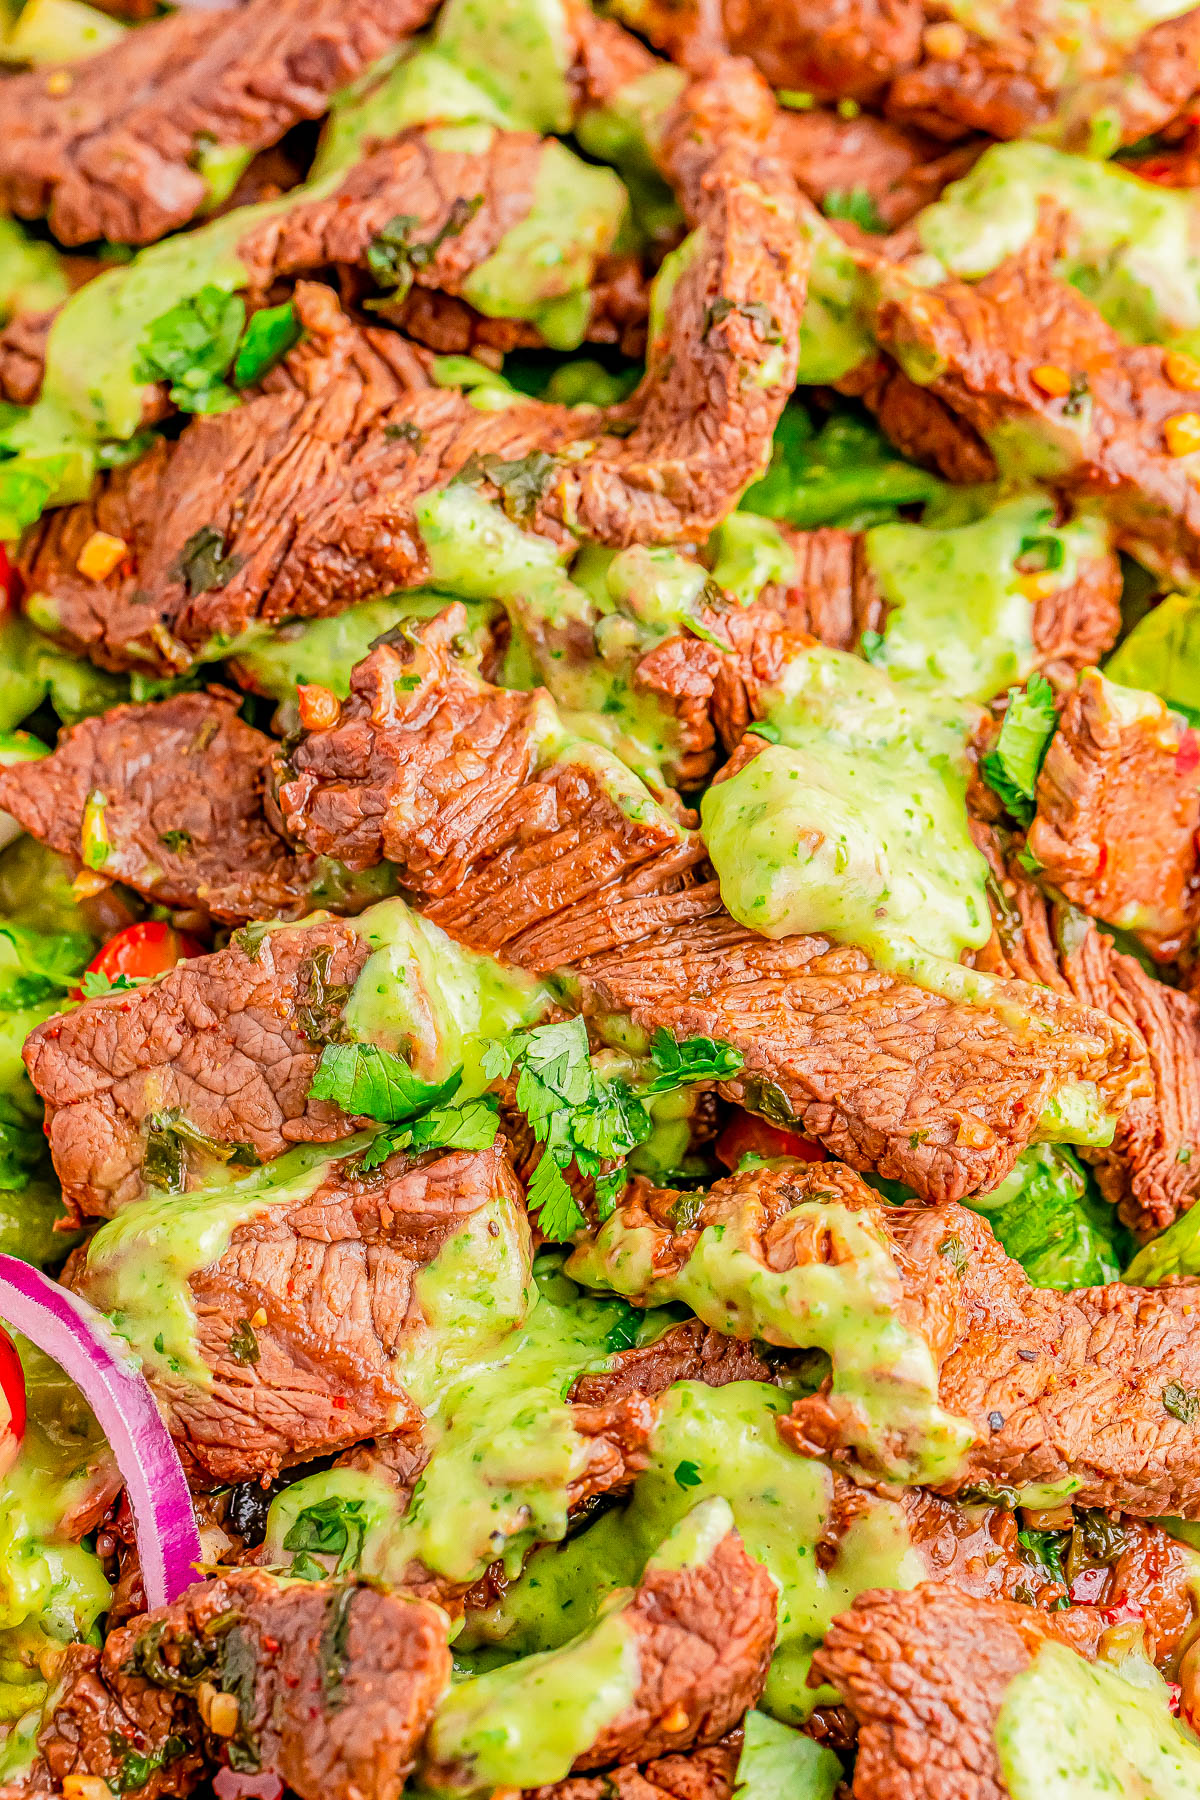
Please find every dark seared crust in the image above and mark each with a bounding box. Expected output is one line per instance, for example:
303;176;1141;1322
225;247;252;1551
0;690;320;924
1027;670;1200;960
569;1320;772;1407
975;827;1200;1234
869;224;1200;585
809;1583;1100;1800
22;917;372;1218
73;1144;523;1486
608;1159;1200;1515
0;0;440;246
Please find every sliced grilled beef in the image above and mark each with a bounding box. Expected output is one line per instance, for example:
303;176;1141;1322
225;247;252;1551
17;63;808;672
585;1158;1200;1516
73;1143;523;1486
23;916;372;1218
273;614;1146;1202
426;1515;776;1786
809;1583;1101;1800
869;223;1200;585
975;833;1200;1234
1027;669;1200;960
0;690;322;925
523;1736;744;1800
0;0;439;246
569;1320;771;1406
770;107;980;230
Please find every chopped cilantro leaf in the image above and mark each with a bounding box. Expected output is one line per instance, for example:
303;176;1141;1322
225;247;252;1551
358;1093;500;1172
821;187;887;234
1016;1526;1068;1583
79;968;136;1000
980;673;1059;826
673;1459;702;1488
283;1496;367;1576
450;449;558;524
233;301;302;388
135;285;245;414
602;1305;642;1353
308;1042;460;1123
645;1028;744;1091
158;829;193;855
366;196;483;301
1163;1380;1200;1425
169;524;243;598
527;1151;587;1242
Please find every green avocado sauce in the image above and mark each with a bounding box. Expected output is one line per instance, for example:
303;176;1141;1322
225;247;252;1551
864;495;1107;705
463;1380;924;1722
0;1341;112;1723
0;220;67;328
700;642;989;964
342;898;552;1092
268;1244;676;1589
996;1641;1200;1797
917;140;1200;351
567;1195;973;1484
461;142;628;350
80;1140;370;1387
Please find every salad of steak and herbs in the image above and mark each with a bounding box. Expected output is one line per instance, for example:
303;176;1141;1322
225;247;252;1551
4;1;1200;1797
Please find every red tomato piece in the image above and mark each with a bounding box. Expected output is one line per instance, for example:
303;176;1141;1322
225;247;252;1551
81;920;205;992
0;1326;25;1479
715;1110;827;1170
0;545;18;616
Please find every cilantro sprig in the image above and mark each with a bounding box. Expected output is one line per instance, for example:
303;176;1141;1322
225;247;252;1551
136;288;302;414
481;1019;743;1243
980;673;1059;827
308;1042;499;1171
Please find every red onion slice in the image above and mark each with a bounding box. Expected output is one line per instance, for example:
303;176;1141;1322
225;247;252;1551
0;1254;201;1607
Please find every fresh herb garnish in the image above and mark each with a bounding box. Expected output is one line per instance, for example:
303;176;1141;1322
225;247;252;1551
228;1319;260;1366
158;829;193;854
450;448;558;523
366;195;483;300
980;672;1059;826
821;187;887;234
673;1460;703;1489
79;969;136;1000
481;1020;743;1242
1163;1380;1200;1424
318;1586;357;1711
232;301;302;388
283;1496;368;1575
135;285;245;414
1016;1526;1068;1583
170;524;244;598
309;1041;460;1122
359;1093;500;1172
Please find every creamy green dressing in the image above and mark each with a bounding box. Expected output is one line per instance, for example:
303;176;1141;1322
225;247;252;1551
708;514;796;607
0;220;67;327
1;0;126;65
463;1381;925;1722
461;142;627;350
268;1242;675;1588
81;1139;369;1387
996;1641;1200;1797
567;1198;973;1485
917;141;1200;350
573;65;686;247
865;496;1107;704
0;1342;111;1722
343;899;552;1092
700;643;990;965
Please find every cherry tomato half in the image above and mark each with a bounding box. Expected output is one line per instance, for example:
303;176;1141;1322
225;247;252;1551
715;1110;828;1170
0;545;19;618
79;920;205;994
0;1326;25;1480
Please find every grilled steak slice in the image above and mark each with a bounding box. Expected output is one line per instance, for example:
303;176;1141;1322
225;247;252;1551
73;1143;524;1486
23;916;373;1218
1027;669;1200;961
809;1583;1102;1800
580;1158;1200;1516
0;0;439;247
870;223;1200;585
523;1736;744;1800
0;690;322;924
976;828;1200;1234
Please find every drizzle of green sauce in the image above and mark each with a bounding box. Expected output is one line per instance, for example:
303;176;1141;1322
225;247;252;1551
917;140;1200;350
700;643;990;965
80;1140;369;1387
343;899;552;1092
464;1381;925;1722
996;1641;1200;1797
567;1200;973;1485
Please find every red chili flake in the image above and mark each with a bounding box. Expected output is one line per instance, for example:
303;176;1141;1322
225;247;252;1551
1099;1597;1145;1624
1169;1681;1183;1716
1177;729;1200;776
332;1395;348;1410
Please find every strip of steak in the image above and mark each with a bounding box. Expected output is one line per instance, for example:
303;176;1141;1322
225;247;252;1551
584;1157;1200;1516
869;222;1200;585
1026;669;1200;961
425;1517;776;1785
17;62;808;672
975;828;1200;1234
770;106;980;230
0;689;323;924
272;613;1146;1201
23;915;373;1218
0;0;439;246
73;1143;524;1486
808;1582;1101;1800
